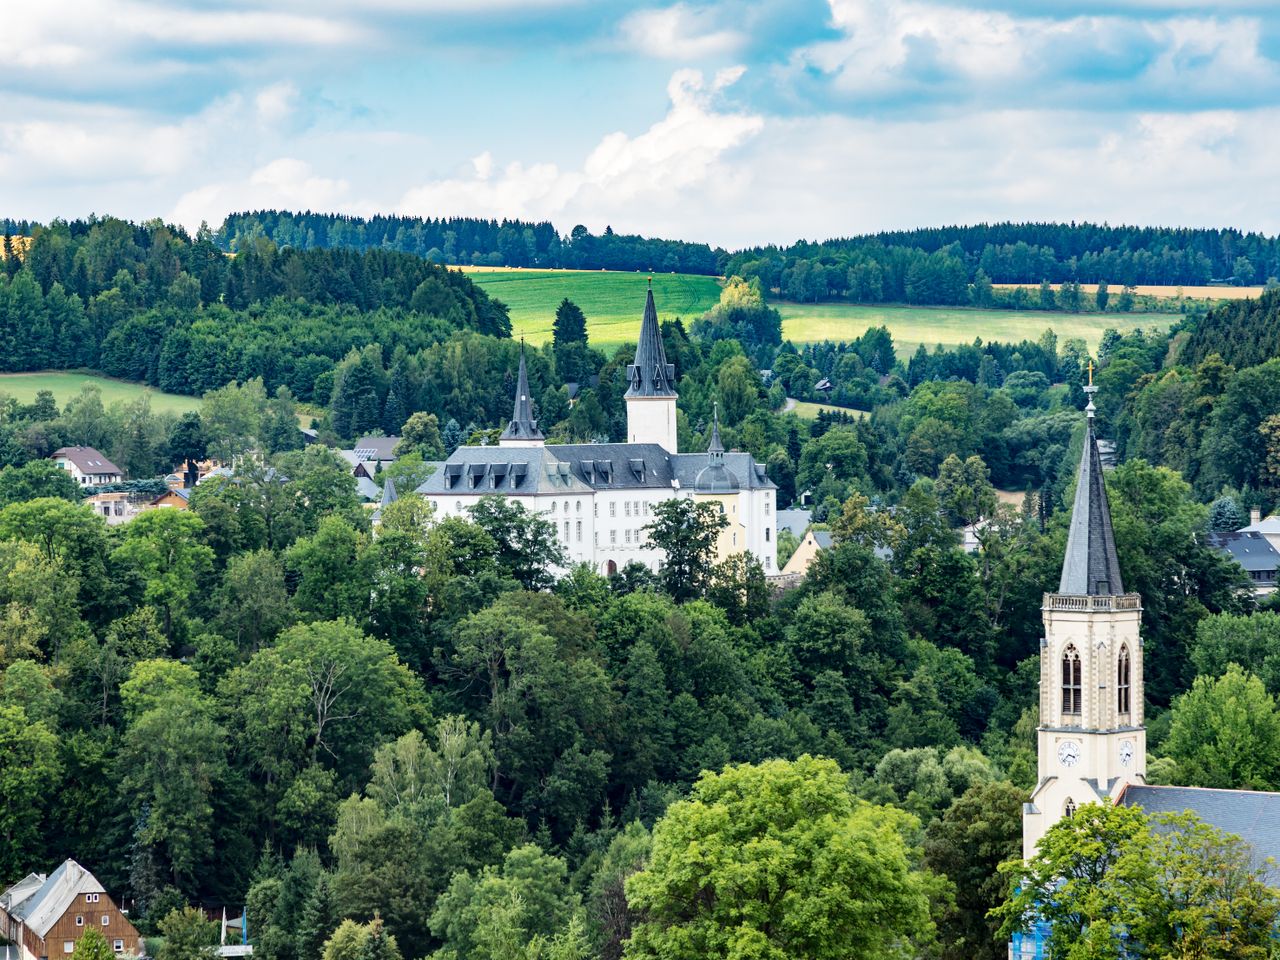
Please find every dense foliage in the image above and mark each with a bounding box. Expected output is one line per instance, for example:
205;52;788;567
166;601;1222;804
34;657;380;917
3;212;1280;959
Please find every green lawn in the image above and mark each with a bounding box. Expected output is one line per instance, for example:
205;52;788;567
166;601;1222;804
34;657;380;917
778;302;1177;355
466;269;723;350
0;372;200;414
787;399;868;420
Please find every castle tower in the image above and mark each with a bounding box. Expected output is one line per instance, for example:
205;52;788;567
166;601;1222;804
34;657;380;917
625;284;678;453
1022;379;1146;859
499;343;545;448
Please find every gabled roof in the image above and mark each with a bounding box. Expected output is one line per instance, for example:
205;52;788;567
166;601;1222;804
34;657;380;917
5;860;106;939
1118;784;1280;880
355;476;382;501
1241;516;1280;536
776;509;812;538
625;287;676;399
52;446;121;476
1207;530;1280;573
500;346;544;442
352;436;400;462
1059;406;1124;596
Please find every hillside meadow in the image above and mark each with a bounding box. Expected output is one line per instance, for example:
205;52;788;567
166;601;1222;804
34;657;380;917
0;371;200;414
465;268;1177;356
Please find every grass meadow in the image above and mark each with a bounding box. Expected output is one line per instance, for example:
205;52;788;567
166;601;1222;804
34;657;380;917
465;269;1176;357
0;372;200;414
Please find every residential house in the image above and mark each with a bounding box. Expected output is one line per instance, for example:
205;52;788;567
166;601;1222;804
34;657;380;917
84;492;139;526
775;508;812;540
1239;509;1280;556
1207;530;1279;596
149;488;191;511
780;529;832;577
0;861;141;960
51;448;122;486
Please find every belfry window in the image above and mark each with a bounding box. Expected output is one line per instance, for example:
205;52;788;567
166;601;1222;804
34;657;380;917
1064;798;1077;818
1062;645;1082;716
1117;645;1131;715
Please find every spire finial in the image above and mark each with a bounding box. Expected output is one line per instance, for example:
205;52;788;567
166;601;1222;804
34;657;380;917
648;276;652;289
1083;361;1098;419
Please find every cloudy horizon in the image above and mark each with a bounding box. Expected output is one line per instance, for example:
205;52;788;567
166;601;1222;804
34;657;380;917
4;0;1280;248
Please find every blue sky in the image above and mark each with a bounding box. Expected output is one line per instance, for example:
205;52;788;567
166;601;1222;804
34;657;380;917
4;0;1280;247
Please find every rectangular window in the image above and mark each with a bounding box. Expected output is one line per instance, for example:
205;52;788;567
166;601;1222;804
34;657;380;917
576;521;582;543
609;502;616;517
625;530;632;544
102;916;110;926
765;557;772;569
113;942;124;953
564;521;570;541
610;530;617;544
76;917;84;927
65;943;74;954
624;502;631;517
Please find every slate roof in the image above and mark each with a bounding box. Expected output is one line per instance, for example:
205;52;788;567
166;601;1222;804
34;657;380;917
352;436;400;462
1118;784;1280;880
53;446;121;477
776;509;812;538
1206;530;1280;573
500;347;544;442
625;287;676;399
1059;405;1125;596
415;443;774;497
355;476;382;501
693;409;738;493
1241;516;1280;537
3;860;106;939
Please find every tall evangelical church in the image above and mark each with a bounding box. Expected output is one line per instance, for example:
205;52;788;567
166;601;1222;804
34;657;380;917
1015;380;1280;958
415;286;777;575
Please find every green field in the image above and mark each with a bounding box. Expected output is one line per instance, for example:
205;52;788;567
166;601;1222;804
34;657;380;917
0;372;200;414
787;399;868;420
467;269;1176;356
465;269;723;349
777;302;1178;356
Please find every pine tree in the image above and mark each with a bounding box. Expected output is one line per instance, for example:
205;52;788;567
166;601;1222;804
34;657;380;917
552;298;587;347
296;873;337;960
441;418;465;454
356;917;400;960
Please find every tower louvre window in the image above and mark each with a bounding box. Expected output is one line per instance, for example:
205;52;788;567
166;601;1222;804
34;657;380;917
1117;645;1131;715
1062;645;1082;716
1064;797;1077;818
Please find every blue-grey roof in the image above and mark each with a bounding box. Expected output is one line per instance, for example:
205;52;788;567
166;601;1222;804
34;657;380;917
777;509;812;538
1120;784;1280;879
415;442;774;496
1206;530;1280;573
1059;413;1125;596
625;288;676;399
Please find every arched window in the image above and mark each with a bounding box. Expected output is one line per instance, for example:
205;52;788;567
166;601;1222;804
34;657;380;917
1064;797;1077;818
1062;645;1082;716
1117;645;1131;715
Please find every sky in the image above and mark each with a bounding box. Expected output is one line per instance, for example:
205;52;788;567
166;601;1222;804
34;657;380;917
4;0;1280;248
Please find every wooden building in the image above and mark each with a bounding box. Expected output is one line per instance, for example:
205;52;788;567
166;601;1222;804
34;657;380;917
0;861;141;960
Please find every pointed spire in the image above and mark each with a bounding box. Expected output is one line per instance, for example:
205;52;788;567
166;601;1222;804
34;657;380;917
708;403;724;457
500;341;544;443
380;477;398;508
1059;383;1124;595
626;286;677;399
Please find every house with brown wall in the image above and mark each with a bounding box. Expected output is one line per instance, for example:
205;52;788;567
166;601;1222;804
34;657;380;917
0;861;141;960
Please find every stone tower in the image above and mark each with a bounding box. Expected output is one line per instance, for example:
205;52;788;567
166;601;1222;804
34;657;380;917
1022;383;1146;859
625;284;678;453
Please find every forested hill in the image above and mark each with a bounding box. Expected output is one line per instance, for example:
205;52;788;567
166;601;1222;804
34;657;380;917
1182;287;1280;369
215;211;724;275
0;217;509;397
728;222;1280;287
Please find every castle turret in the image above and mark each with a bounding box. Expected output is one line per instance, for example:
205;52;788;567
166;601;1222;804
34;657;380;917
625;283;678;453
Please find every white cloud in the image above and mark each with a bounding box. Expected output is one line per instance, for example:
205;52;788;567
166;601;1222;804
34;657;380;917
619;4;747;60
255;82;299;125
397;67;763;229
170;158;353;230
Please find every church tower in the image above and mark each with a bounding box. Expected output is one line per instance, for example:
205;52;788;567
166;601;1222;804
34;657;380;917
625;284;678;453
499;343;545;448
1022;379;1146;859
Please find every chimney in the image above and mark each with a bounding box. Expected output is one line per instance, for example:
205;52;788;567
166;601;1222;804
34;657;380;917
1252;507;1263;525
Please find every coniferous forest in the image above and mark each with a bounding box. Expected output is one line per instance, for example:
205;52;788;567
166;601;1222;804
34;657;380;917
1;214;1280;958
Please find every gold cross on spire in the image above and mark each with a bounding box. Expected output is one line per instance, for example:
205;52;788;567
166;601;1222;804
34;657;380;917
1087;360;1094;386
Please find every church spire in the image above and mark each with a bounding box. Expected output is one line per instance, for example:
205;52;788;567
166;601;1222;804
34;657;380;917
1058;372;1124;595
499;342;544;445
708;402;724;459
625;282;677;399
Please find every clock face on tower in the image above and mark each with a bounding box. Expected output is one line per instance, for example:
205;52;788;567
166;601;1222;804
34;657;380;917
1119;740;1134;766
1058;741;1081;767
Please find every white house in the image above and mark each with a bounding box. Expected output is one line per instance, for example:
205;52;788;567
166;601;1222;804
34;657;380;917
416;287;777;575
51;447;123;486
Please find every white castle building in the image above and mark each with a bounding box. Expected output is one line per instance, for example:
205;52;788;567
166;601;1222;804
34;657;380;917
416;286;777;575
